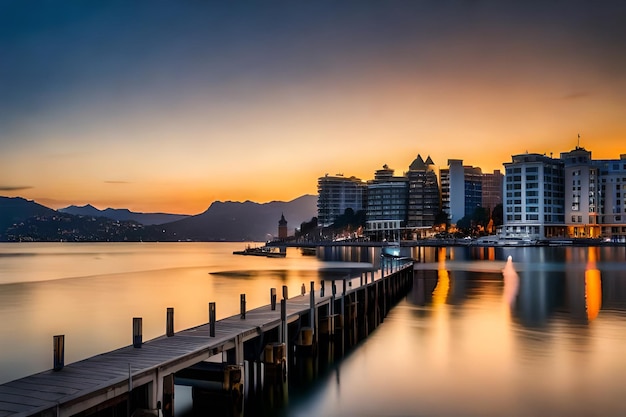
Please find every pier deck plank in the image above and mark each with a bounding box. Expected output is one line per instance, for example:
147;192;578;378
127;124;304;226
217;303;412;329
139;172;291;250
0;263;410;417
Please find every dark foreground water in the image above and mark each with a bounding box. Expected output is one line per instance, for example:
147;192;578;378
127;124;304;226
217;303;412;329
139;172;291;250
1;243;626;416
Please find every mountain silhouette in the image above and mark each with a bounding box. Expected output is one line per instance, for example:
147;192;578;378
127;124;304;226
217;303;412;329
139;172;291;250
0;197;58;234
0;194;317;242
59;204;189;225
159;195;317;241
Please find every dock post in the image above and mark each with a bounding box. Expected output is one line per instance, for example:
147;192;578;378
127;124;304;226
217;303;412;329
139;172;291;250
280;299;287;344
162;374;175;417
209;302;216;337
309;281;315;329
240;294;246;319
53;334;64;371
133;317;142;348
341;279;346;322
282;285;289;300
166;307;174;337
321;280;325;297
280;299;288;378
270;288;277;310
371;270;374;283
301;283;306;295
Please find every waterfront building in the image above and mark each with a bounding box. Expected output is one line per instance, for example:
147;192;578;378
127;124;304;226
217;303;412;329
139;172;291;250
278;213;288;239
595;154;626;241
482;169;503;214
406;154;440;231
502;153;566;239
561;147;626;241
317;174;366;227
440;160;501;224
365;165;408;241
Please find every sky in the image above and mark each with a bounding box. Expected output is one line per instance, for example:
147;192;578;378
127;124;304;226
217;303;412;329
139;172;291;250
2;1;626;215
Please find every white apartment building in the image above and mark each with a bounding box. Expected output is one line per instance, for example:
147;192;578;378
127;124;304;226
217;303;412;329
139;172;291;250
502;153;566;239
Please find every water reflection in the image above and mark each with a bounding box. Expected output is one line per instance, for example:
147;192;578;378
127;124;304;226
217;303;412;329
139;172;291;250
502;255;519;307
432;247;450;306
585;247;602;322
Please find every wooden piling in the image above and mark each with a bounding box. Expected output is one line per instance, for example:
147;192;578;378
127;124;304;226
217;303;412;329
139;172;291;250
209;302;216;337
162;374;174;417
133;317;142;348
270;288;276;310
280;299;287;343
53;335;64;371
166;307;174;337
240;294;246;319
282;285;288;300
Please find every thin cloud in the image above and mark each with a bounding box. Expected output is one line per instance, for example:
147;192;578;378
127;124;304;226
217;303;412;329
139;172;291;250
0;186;33;191
104;181;131;184
562;91;590;100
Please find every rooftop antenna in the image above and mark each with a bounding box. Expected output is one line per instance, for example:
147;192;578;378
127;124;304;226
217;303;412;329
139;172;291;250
577;133;580;149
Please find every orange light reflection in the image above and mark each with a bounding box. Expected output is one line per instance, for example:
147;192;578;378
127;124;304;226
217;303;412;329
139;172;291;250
585;247;602;321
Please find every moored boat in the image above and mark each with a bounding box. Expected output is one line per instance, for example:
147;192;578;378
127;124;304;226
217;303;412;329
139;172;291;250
233;245;286;258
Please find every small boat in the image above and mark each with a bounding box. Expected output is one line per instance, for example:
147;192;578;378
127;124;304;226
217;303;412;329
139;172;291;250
233;245;286;258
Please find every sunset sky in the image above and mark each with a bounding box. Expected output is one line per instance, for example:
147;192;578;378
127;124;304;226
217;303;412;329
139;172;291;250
2;1;626;214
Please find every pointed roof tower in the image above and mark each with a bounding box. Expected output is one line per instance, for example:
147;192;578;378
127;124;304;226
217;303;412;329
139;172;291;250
409;154;426;171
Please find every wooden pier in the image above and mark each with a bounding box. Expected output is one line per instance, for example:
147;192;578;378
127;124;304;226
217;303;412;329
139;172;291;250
0;260;414;417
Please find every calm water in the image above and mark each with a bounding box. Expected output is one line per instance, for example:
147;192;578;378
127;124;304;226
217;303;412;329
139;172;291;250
1;243;626;416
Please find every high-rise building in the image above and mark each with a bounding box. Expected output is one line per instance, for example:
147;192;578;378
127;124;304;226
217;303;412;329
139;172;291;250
317;174;366;227
502;153;565;239
365;165;408;241
440;160;500;224
407;155;440;230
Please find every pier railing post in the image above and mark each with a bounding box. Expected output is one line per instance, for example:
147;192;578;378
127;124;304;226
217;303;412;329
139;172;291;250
133;317;142;348
166;307;174;337
240;294;246;319
282;285;289;300
209;302;216;337
270;288;277;310
321;280;325;297
53;334;64;371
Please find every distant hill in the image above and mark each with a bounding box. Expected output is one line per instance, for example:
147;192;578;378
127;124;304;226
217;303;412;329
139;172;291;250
0;197;58;235
0;194;318;242
159;195;317;242
59;204;189;225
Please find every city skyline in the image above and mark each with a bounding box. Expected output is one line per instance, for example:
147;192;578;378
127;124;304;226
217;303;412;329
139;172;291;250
2;2;626;214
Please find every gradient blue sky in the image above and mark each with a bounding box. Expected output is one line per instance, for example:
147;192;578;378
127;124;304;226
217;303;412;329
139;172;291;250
2;1;626;214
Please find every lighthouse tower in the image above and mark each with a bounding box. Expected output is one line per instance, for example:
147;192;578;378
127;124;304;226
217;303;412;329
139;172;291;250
278;214;288;240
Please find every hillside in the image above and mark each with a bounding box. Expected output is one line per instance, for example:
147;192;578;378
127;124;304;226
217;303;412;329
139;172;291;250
0;197;58;236
59;204;189;225
159;195;317;241
0;195;317;242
